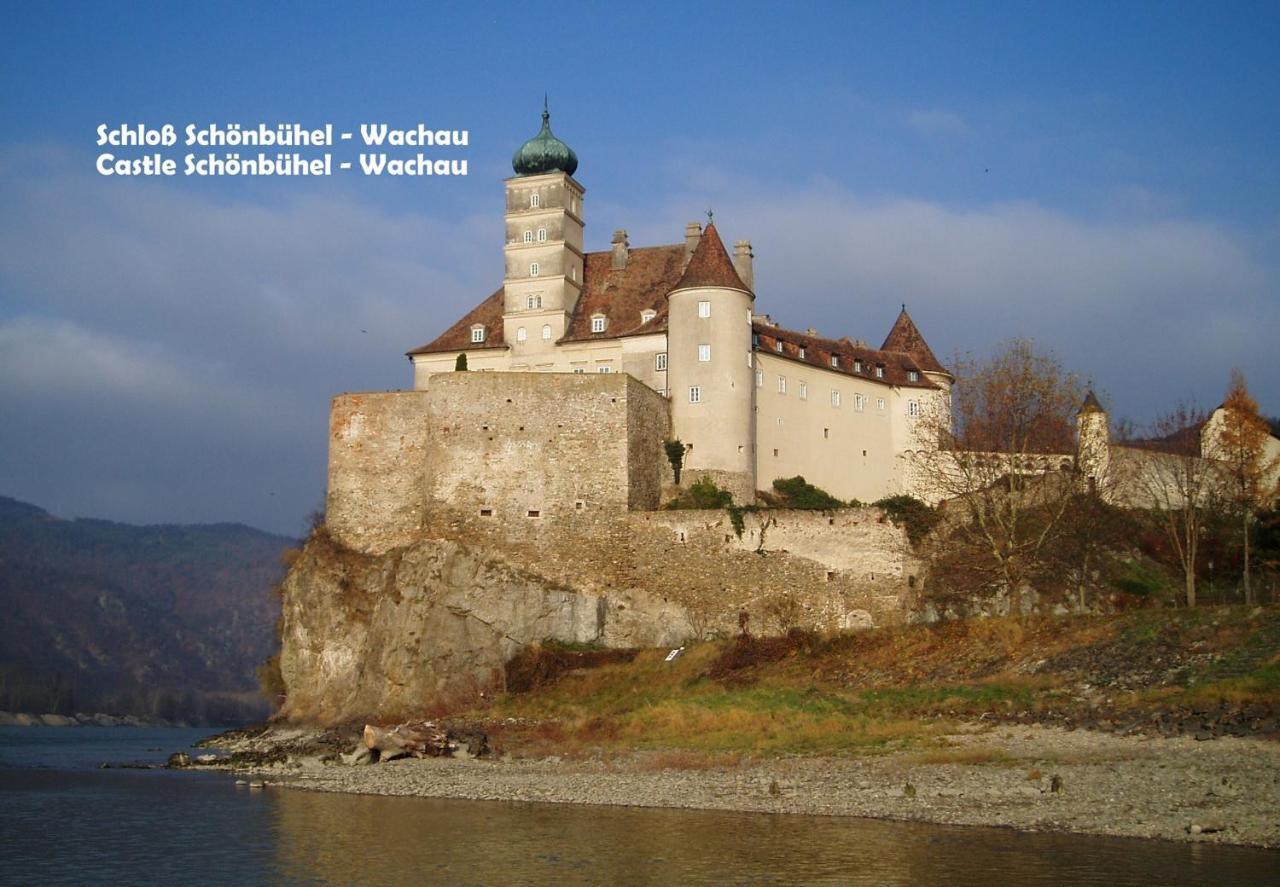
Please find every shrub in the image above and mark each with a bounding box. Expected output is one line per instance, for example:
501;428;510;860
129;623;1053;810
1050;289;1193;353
770;476;843;510
871;495;940;546
664;439;687;485
455;352;468;371
666;476;733;510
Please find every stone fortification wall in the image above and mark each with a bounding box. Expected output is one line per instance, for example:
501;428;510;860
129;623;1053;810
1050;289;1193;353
417;504;921;638
327;373;670;554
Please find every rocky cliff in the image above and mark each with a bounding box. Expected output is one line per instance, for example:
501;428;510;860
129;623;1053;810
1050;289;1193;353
277;507;919;726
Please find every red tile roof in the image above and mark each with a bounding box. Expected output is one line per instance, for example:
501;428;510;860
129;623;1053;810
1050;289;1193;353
753;321;939;390
409;244;688;355
671;222;750;293
880;307;948;375
407;287;507;355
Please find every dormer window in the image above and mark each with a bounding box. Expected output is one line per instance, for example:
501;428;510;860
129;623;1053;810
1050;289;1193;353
591;315;607;333
640;309;656;324
875;364;885;378
799;347;806;359
854;359;862;373
470;326;486;344
529;262;540;277
530;193;540;208
908;370;919;382
775;341;783;353
830;355;839;369
522;230;532;244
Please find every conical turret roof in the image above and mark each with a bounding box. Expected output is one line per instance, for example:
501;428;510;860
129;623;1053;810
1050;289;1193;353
880;306;946;374
671;222;750;293
1079;390;1105;414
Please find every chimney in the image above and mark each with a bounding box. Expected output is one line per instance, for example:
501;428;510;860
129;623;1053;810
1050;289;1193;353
611;229;629;270
733;240;754;290
684;221;702;258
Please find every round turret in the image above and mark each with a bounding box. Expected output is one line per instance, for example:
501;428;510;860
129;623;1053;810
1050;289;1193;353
512;104;578;177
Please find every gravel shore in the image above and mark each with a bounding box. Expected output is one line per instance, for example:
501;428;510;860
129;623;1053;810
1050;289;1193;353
232;724;1280;849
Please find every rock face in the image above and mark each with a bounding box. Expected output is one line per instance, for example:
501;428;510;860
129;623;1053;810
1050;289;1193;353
277;531;688;725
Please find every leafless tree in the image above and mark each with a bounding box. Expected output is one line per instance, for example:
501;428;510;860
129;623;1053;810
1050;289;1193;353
915;339;1083;614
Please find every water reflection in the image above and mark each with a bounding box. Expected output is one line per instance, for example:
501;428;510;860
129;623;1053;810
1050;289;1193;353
270;787;1279;886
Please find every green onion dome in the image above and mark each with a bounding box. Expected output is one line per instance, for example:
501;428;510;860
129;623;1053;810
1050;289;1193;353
512;104;578;177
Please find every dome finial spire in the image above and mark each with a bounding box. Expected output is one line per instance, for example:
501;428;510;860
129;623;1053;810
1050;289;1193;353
512;99;578;177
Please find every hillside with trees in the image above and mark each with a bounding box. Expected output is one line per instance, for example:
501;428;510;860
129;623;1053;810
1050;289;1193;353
0;495;294;724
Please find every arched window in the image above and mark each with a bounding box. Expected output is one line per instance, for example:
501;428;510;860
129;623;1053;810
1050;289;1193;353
516;326;527;343
529;262;540;277
537;228;547;242
523;231;532;243
542;324;552;341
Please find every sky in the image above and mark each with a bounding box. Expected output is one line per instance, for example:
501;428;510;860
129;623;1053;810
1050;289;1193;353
2;1;1278;536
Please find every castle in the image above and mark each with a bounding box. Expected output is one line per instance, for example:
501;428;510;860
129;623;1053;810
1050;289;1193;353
404;105;953;505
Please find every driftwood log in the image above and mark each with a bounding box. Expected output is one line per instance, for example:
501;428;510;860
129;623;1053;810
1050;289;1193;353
362;721;454;761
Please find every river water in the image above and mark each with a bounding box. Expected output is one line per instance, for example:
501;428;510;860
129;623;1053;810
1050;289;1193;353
0;726;1276;885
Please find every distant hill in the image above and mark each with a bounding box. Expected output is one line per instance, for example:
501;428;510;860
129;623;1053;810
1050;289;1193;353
0;495;296;725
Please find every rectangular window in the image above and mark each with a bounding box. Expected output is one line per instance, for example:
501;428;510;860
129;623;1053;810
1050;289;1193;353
573;368;585;374
908;370;919;382
799;381;808;400
689;386;701;403
875;365;884;378
697;300;711;318
529;262;539;277
755;370;763;388
854;359;862;373
831;390;841;407
855;394;865;412
698;344;711;362
597;366;611;373
777;375;786;394
591;316;606;333
775;341;783;353
522;231;532;243
830;355;839;368
799;347;806;359
530;193;540;208
877;397;886;410
823;428;829;439
655;352;668;371
471;327;485;343
908;400;920;417
537;228;547;242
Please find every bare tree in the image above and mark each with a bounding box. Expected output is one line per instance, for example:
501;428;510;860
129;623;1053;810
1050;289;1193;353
1115;404;1216;607
1208;370;1280;604
915;339;1083;614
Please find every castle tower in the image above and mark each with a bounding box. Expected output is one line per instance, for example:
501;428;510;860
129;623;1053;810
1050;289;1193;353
502;102;585;359
667;219;757;502
881;306;953;448
1076;390;1111;496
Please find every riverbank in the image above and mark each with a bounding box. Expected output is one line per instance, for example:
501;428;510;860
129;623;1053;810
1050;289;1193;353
205;723;1280;849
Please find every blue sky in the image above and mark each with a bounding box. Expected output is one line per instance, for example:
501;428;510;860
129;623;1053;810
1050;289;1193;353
2;1;1278;534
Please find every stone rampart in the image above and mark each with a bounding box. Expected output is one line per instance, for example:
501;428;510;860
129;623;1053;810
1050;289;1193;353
327;373;670;554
